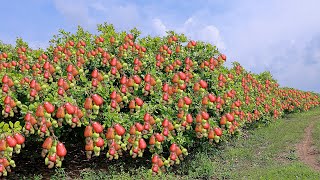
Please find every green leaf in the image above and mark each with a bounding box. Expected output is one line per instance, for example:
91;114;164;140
0;122;4;128
3;124;9;132
80;75;87;82
9;121;14;129
15;126;22;131
14;121;20;128
21;105;28;111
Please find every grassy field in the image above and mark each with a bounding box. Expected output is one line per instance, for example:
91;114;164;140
27;108;320;180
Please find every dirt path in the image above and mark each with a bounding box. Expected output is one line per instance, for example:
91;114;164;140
297;121;320;171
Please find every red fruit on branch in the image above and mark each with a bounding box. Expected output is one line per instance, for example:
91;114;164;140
92;121;104;133
66;64;73;73
135;97;144;106
121;85;127;93
199;80;208;89
92;79;98;87
162;83;169;92
162;119;169;127
179;72;186;80
163;93;169;101
30;79;36;88
2;75;9;84
220;54;226;61
220;116;227;125
208;129;215;139
186;114;193;124
149;135;156;145
226;113;234;122
6;136;17;147
4;96;11;104
36;105;45;117
152;154;159;164
84;125;93;137
201;111;210;120
109;147;116;156
144;74;151;82
202;96;209;105
106;128;115;139
84;97;93;110
152;165;159;173
92;94;104;106
129;100;136;109
170;143;177;152
203;122;210;129
56;142;67;157
114;124;125;136
120;76;127;84
110;91;117;99
14;133;25;145
163;128;169;136
49;154;57;162
177;98;185;108
44;102;55;113
0;164;4;173
85;140;94;151
145;83;151;91
135;123;144;132
0;140;7;151
4;105;10;113
56;106;65;119
170;153;177;161
95;137;104;147
208;93;216;102
183;96;192;105
129;126;136;135
214;127;223;136
133;75;142;84
139;138;147;149
24;113;31;121
144;113;151;122
30;89;37;97
2;84;9;93
65;103;75;114
191;40;197;46
91;69;98;78
155;133;164;142
58;78;64;87
58;87;65;95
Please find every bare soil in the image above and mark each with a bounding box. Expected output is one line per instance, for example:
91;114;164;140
296;121;320;171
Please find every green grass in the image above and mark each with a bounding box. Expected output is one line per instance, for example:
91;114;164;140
313;115;320;166
172;107;320;179
45;108;320;179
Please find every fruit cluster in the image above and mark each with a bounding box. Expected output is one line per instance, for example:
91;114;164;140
0;23;319;177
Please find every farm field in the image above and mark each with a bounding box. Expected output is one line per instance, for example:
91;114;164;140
0;23;320;179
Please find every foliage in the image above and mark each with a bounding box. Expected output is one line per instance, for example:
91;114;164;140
0;23;319;177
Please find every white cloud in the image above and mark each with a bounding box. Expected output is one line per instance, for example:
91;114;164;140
89;2;108;12
213;0;320;92
152;18;167;36
198;25;225;50
151;16;226;50
53;0;96;28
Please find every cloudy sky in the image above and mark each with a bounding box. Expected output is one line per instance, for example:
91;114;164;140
0;0;319;92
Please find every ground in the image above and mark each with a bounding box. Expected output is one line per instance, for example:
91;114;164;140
297;120;320;171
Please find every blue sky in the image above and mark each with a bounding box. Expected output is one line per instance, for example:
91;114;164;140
0;0;319;92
